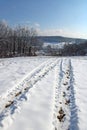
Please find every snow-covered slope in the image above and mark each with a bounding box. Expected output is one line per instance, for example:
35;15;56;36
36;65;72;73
0;56;87;130
0;57;50;95
71;58;87;130
43;42;73;49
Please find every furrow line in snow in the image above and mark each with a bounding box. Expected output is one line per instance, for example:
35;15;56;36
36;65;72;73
53;59;74;130
69;60;78;130
52;59;63;130
0;58;53;99
0;58;59;128
0;58;53;112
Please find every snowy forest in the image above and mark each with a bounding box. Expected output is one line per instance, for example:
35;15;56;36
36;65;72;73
48;41;87;56
0;20;87;58
0;20;43;58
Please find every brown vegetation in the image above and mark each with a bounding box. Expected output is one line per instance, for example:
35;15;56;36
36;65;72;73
15;91;22;97
5;101;14;108
57;107;66;122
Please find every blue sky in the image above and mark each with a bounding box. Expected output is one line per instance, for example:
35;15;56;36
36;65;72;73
0;0;87;38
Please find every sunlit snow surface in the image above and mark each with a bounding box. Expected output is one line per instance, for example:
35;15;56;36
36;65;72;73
0;56;87;130
0;57;49;94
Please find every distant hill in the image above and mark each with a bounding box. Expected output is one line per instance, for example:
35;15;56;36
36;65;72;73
38;36;86;44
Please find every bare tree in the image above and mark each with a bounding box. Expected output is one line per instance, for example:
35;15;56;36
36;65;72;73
0;20;43;58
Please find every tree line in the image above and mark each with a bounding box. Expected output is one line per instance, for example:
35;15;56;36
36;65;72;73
0;20;87;57
46;42;87;56
60;42;87;56
0;20;43;58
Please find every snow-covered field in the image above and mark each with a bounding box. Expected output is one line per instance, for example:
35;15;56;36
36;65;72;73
0;56;87;130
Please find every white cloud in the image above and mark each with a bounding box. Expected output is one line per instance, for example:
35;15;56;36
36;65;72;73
15;21;87;39
1;19;8;27
34;23;40;28
36;28;87;39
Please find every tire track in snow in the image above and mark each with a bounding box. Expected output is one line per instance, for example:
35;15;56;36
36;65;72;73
0;59;53;112
6;62;57;130
0;58;59;129
52;59;64;130
53;59;78;130
69;61;78;130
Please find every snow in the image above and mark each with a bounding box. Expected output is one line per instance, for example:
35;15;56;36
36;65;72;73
71;58;87;130
0;57;50;95
43;42;73;49
43;42;65;49
7;66;56;130
0;56;87;130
